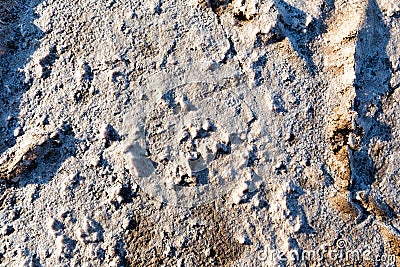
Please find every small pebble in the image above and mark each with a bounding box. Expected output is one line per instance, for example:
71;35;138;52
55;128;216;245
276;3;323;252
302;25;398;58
55;235;66;254
180;130;189;142
202;119;214;131
122;218;131;230
50;131;60;140
231;191;243;204
1;225;14;236
13;127;22;137
91;154;102;167
235;234;246;244
178;95;192;112
188;124;200;138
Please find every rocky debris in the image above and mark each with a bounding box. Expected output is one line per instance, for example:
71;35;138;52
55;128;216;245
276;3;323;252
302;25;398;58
0;128;60;182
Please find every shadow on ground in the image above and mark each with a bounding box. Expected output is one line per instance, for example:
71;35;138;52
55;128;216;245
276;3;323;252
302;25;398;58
0;0;77;188
351;0;393;193
274;0;335;75
0;0;43;155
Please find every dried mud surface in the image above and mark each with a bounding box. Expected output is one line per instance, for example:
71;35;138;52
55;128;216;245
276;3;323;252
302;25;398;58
1;0;400;266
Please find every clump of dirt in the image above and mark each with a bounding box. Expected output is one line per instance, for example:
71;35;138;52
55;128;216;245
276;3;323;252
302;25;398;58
124;203;245;266
201;0;232;16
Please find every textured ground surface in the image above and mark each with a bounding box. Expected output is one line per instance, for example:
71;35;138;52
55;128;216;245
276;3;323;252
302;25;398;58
1;0;400;266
